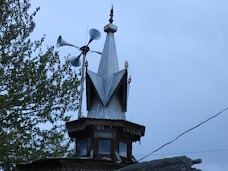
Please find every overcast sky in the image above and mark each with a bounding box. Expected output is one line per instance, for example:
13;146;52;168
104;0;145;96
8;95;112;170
31;1;228;170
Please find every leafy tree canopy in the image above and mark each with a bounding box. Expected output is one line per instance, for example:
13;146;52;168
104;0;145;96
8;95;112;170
0;0;80;170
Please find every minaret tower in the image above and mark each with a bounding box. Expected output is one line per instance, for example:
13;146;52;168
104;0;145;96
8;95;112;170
66;7;145;163
86;7;127;120
17;7;201;171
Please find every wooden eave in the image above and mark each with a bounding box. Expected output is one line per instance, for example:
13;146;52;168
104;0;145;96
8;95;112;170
66;118;145;140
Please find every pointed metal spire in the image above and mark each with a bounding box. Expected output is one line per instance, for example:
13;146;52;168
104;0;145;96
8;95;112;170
97;6;118;78
86;7;129;120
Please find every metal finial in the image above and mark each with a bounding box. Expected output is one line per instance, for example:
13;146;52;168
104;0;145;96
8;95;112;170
109;5;114;23
85;60;88;68
125;61;128;68
128;76;131;83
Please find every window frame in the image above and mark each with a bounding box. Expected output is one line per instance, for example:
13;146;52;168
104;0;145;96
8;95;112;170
98;139;112;155
119;141;128;157
78;139;89;157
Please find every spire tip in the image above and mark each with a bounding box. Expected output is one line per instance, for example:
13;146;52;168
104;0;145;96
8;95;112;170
109;5;114;23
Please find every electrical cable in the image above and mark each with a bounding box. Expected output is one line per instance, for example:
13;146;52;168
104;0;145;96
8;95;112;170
137;106;228;162
135;149;228;156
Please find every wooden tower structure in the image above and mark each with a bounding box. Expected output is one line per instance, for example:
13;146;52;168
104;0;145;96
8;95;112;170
66;7;145;163
17;7;145;171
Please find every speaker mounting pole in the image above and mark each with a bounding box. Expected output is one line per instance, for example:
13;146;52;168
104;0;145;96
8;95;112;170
77;46;89;119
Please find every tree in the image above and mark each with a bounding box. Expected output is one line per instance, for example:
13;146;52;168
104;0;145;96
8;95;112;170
0;0;80;170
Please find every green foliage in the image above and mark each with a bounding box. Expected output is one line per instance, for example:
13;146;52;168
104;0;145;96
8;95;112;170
0;0;80;170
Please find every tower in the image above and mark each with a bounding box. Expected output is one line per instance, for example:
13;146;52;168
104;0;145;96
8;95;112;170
17;7;145;171
17;7;202;171
66;7;145;163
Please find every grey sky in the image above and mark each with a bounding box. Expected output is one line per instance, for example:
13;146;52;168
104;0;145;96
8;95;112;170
31;1;228;170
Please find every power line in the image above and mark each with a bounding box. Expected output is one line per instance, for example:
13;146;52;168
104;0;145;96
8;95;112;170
137;106;228;162
135;149;228;157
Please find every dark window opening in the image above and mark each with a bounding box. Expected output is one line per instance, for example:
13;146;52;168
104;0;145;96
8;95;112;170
79;139;88;156
119;141;127;157
98;140;111;154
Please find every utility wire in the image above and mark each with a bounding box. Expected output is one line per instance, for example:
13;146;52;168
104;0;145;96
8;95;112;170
135;149;228;156
137;106;228;162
